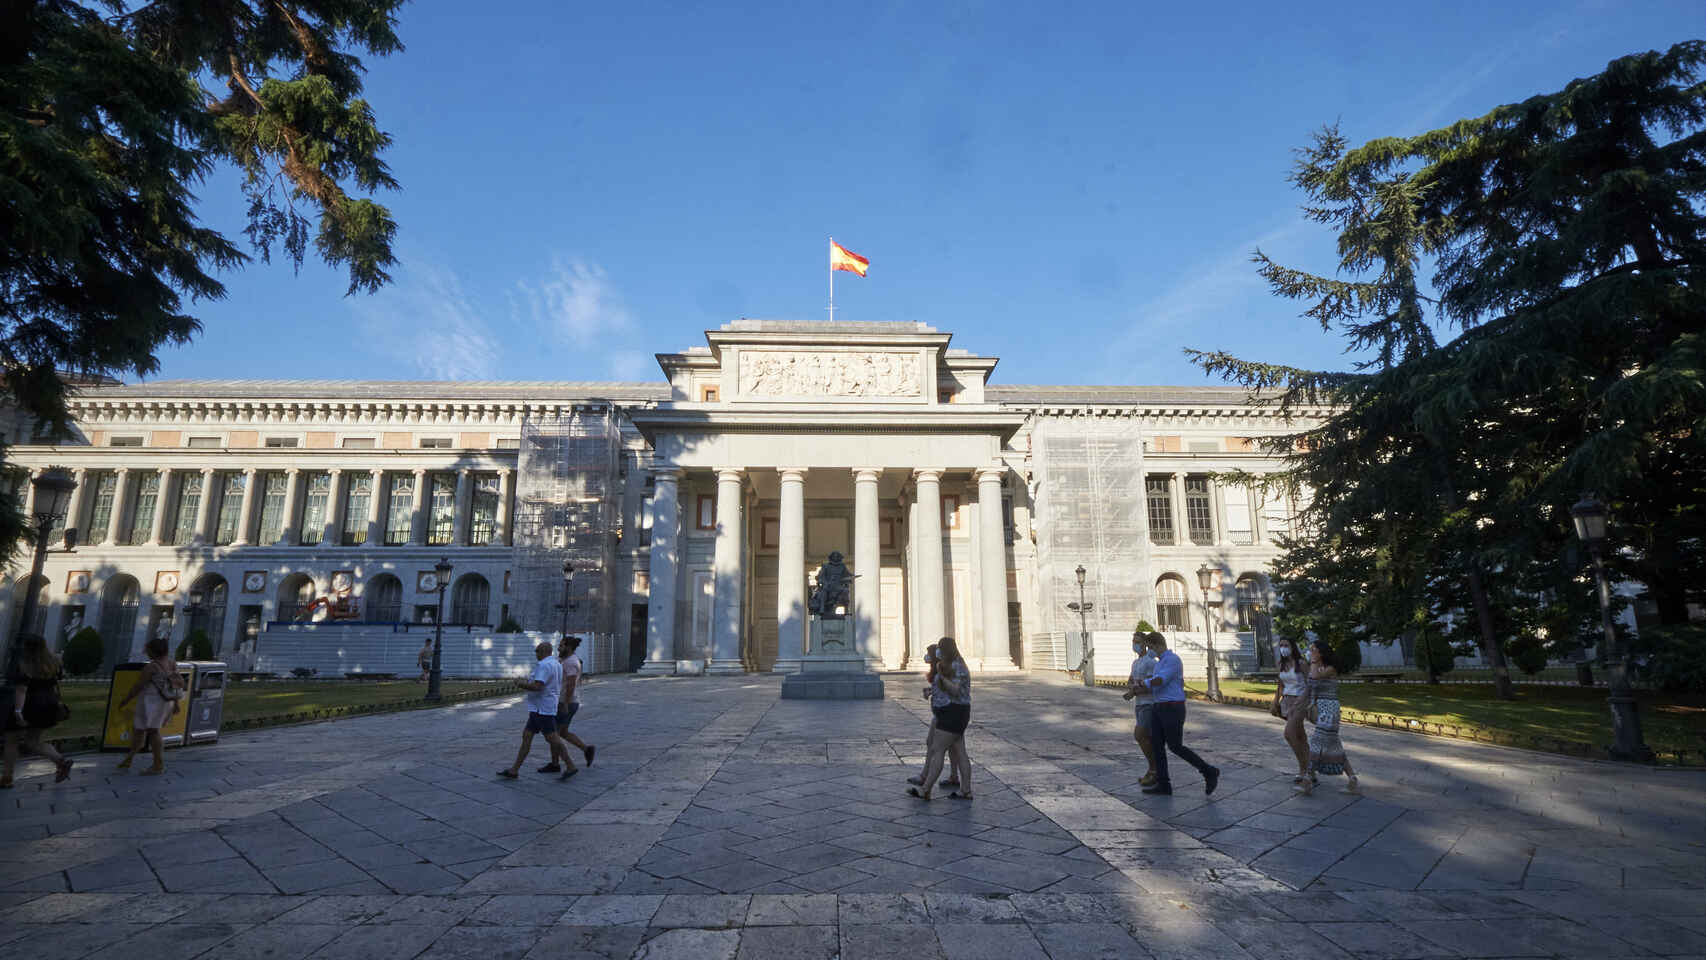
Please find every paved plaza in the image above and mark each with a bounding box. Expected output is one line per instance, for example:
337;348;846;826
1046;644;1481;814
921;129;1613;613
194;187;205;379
1;671;1703;959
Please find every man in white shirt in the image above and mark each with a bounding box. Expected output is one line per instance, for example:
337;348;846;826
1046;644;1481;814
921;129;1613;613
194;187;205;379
539;635;596;778
498;641;568;780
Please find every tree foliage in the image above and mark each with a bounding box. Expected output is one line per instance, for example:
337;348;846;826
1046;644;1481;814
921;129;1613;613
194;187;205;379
1;0;405;556
1192;41;1706;699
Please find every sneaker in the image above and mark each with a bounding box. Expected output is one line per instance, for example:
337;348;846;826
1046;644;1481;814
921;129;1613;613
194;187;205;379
584;745;596;767
1141;782;1173;795
1204;766;1220;796
1139;772;1157;787
559;767;579;781
906;775;925;786
537;763;561;773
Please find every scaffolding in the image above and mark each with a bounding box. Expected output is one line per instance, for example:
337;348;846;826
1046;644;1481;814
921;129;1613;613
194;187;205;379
1031;414;1149;669
511;408;624;673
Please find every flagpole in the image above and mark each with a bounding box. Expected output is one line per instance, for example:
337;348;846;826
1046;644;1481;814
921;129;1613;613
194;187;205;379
828;236;835;324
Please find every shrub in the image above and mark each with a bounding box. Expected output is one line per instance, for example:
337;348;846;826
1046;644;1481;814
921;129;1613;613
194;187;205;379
62;626;103;676
1628;623;1706;693
1133;619;1157;635
1329;633;1362;674
1506;632;1549;676
495;616;525;634
1412;629;1457;682
176;628;215;661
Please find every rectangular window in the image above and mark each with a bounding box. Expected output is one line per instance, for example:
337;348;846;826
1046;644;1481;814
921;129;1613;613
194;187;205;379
340;437;376;449
342;473;372;545
1185;477;1214;545
298;472;331;545
1224;485;1253;545
109;436;143;447
256;472;289;544
699;385;719;402
1145;477;1174;545
86;471;117;542
695;493;715;530
186;436;222;449
420;437;452;449
128;472;161;544
638;497;653;547
427;473;457;545
468;473;500;545
214;472;245;545
385;474;414;545
1002;496;1015;544
1261;488;1292;541
495;438;520;449
264;437;298;448
169;472;202;545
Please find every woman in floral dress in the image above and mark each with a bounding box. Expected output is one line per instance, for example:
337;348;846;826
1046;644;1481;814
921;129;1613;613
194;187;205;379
1300;638;1359;795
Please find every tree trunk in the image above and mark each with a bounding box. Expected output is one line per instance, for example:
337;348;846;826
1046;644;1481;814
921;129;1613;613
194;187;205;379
1466;566;1514;700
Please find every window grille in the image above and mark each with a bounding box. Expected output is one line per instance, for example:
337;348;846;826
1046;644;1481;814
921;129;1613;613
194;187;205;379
1155;575;1191;631
469;473;500;545
169;472;202;545
1146;477;1175;545
451;575;490;625
257;472;289;544
214;473;245;545
128;472;160;544
385;474;414;545
427;474;456;545
298;473;330;545
1185;477;1214;545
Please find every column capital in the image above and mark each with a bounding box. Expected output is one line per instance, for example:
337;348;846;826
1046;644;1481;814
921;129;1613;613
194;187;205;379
974;464;1007;485
241;466;257;476
651;464;683;484
912;468;946;485
777;467;809;484
113;466;129;476
714;466;744;484
851;467;882;485
326;466;342;476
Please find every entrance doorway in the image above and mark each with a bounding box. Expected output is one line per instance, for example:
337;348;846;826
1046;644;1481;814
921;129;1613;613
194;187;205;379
628;604;648;672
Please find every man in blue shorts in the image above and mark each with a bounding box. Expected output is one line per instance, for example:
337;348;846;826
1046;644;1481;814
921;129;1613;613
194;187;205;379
539;635;596;779
498;641;567;780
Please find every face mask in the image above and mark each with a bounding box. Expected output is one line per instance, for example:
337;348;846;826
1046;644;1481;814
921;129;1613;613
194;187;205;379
1277;646;1291;658
1132;642;1143;653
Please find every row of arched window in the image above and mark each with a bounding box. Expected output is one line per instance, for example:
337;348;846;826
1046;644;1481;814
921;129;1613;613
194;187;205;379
275;572;490;625
1152;573;1271;633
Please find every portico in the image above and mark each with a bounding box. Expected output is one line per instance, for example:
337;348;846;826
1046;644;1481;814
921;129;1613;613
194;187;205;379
628;321;1026;676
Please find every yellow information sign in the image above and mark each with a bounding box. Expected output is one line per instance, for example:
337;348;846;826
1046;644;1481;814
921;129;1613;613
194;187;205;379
101;663;193;751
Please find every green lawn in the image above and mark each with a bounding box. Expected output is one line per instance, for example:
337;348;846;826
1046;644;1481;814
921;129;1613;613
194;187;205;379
53;679;515;742
1217;678;1706;758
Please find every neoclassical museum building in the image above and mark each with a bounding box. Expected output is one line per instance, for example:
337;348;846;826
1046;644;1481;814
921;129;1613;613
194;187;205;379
2;321;1325;680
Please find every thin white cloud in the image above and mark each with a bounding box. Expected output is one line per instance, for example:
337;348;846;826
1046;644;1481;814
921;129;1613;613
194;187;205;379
357;261;501;380
516;257;634;344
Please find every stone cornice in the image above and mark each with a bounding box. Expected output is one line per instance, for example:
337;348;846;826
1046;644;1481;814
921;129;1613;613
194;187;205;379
65;397;635;427
625;404;1028;443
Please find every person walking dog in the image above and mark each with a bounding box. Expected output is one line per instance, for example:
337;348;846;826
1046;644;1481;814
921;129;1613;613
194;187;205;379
1141;632;1220;796
498;641;571;780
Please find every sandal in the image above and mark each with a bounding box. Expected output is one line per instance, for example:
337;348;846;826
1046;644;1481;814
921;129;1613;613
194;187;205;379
497;769;519;779
1344;775;1360;794
55;759;73;783
907;786;932;801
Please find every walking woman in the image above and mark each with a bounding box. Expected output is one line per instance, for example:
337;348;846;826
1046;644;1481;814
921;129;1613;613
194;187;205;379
908;636;971;800
2;635;74;788
117;636;185;775
907;643;959;793
1121;631;1160;786
1300;638;1359;795
1272;636;1311;785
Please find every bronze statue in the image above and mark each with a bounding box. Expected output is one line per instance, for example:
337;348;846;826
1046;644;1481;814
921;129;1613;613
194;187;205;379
809;551;852;618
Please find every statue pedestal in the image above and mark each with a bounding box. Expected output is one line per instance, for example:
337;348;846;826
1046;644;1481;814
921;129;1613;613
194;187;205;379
780;617;885;700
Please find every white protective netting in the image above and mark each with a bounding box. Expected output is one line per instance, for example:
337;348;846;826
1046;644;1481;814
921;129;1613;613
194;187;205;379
1030;415;1149;669
510;408;624;673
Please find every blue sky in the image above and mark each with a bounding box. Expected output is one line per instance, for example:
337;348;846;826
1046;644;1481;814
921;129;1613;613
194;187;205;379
161;0;1701;388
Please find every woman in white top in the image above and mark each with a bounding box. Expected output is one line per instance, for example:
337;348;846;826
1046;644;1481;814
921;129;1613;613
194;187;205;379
1121;631;1160;787
1273;637;1311;784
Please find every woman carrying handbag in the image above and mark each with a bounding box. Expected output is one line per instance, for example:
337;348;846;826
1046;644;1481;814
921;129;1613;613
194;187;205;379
1;634;75;788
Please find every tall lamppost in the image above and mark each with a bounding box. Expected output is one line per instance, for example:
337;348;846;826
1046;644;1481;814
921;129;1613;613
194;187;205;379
1068;564;1094;687
7;468;77;669
558;560;575;636
425;557;452;701
1570;495;1652;761
1196;563;1222;702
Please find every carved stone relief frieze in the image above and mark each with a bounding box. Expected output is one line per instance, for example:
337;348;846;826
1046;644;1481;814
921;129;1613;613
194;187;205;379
737;351;923;399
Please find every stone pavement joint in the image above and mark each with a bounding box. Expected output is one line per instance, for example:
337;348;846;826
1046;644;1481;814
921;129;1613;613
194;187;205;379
2;671;1703;958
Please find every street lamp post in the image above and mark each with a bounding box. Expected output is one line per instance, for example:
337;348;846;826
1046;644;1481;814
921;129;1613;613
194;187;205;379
425;557;452;702
1571;495;1652;761
1068;564;1094;687
558;560;576;636
6;468;77;669
1196;563;1222;702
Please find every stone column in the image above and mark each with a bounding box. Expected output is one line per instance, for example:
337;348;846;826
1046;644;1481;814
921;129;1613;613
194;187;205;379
640;467;681;674
63;468;88;545
913;469;947;644
773;467;808;673
106;468;130;546
495;468;513;546
707;467;745;674
976;464;1015;671
452;469;473;545
1210;478;1226;546
277;468;302;545
232;468;258;546
145;468;172;546
852;468;882;666
1171;472;1187;544
906;493;920;665
1252;476;1268;545
192;468;217;544
20;468;38;517
409;468;428;546
365;469;385;546
322;468;344;546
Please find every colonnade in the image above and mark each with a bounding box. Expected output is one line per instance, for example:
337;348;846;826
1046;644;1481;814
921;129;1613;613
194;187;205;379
641;463;1015;674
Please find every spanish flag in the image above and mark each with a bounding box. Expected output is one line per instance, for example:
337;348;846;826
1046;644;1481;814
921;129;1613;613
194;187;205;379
830;240;869;276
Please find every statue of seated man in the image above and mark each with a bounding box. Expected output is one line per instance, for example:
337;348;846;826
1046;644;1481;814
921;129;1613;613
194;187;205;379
809;551;852;618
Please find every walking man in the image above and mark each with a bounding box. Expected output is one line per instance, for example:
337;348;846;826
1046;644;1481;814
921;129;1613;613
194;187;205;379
1141;632;1220;796
539;635;596;776
417;639;433;683
498;641;570;780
